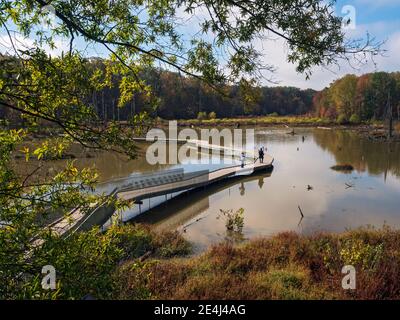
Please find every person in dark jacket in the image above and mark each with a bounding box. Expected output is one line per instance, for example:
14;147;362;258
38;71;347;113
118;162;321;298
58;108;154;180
258;147;264;163
240;152;245;168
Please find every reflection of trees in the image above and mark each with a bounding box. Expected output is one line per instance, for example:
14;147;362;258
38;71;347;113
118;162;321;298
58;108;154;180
258;177;264;189
14;141;174;182
135;170;273;228
313;130;400;177
239;182;246;196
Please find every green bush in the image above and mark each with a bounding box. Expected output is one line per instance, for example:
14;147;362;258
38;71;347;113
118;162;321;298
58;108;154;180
349;114;360;124
197;112;208;120
336;114;348;124
5;224;190;300
220;208;244;233
208;111;217;120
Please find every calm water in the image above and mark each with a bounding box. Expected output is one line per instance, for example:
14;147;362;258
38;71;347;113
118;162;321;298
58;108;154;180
134;129;400;249
77;127;400;251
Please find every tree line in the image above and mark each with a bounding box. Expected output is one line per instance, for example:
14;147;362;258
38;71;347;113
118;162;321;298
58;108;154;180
0;57;315;122
87;59;317;120
2;56;400;123
313;72;400;123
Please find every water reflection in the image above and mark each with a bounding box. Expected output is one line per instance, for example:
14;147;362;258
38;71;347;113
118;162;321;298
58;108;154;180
258;177;264;189
313;129;400;177
26;127;399;251
239;182;246;196
131;127;400;252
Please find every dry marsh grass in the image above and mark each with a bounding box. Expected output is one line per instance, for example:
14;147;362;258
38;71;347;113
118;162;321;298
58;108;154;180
177;116;333;127
113;227;400;300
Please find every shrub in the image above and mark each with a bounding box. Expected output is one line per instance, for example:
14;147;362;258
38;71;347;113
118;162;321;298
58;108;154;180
349;114;360;124
208;111;217;120
152;230;192;257
197;112;207;120
339;239;384;270
9;224;190;300
220;208;244;233
256;268;311;299
336;114;348;124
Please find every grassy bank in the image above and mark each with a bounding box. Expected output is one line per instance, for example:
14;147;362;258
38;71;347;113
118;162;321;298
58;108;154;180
9;224;400;299
174;115;387;128
3;224;190;299
177;115;335;127
113;227;400;300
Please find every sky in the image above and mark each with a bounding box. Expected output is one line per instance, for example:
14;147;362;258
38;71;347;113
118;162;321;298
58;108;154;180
259;0;400;89
0;0;399;90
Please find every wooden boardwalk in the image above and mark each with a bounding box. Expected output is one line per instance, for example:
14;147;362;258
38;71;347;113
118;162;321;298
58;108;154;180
118;156;273;201
48;154;273;237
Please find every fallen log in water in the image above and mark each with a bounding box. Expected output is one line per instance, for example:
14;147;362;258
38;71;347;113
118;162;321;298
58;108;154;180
330;164;354;172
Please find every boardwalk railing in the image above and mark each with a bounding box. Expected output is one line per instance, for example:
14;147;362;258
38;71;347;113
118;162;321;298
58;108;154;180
49;139;273;236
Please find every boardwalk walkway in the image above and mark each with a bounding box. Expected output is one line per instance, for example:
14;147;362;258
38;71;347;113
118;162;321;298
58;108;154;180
48;144;273;237
117;157;273;201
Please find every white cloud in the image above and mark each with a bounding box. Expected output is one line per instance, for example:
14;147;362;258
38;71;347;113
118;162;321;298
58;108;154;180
374;31;400;70
0;34;35;54
2;11;399;91
0;33;70;57
255;23;400;90
255;37;354;90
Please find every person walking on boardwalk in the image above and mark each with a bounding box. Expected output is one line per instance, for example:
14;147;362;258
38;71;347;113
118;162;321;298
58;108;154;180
258;147;264;163
262;145;267;153
240;152;245;168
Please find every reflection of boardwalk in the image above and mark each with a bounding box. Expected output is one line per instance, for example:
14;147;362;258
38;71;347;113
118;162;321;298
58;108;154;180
50;155;273;237
147;196;210;231
118;157;272;201
136;169;274;231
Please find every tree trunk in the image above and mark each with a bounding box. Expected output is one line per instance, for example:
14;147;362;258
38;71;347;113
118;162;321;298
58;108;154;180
387;92;393;138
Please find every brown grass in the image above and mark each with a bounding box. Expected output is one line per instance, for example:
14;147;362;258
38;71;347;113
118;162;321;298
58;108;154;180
176;116;334;128
113;227;400;300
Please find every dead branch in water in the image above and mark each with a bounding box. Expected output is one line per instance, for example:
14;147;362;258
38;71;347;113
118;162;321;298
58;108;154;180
298;205;304;218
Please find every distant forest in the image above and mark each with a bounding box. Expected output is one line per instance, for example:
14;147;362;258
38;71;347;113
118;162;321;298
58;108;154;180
1;57;399;123
84;59;316;120
313;72;400;123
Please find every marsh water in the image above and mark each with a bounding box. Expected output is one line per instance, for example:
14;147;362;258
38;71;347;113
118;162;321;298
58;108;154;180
41;127;400;251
